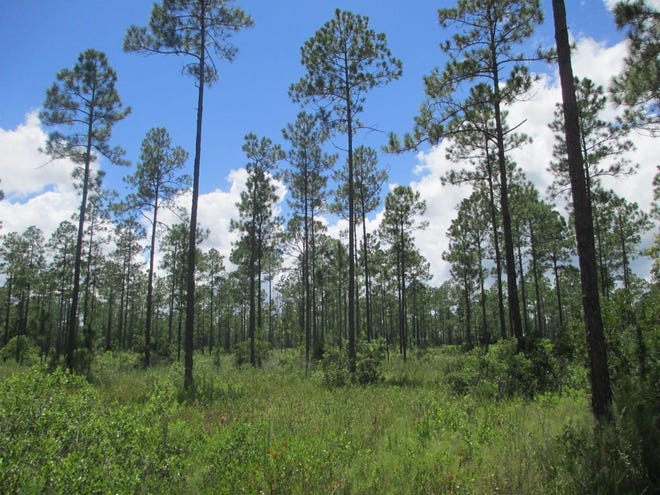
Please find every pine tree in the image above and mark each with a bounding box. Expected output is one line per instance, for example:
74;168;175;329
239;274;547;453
125;0;253;388
40;49;130;372
551;0;612;421
123;127;189;366
290;9;402;372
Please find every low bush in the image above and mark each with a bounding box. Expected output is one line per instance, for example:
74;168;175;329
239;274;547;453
441;339;567;399
355;340;386;384
0;335;40;365
0;366;190;493
233;339;271;368
319;346;349;388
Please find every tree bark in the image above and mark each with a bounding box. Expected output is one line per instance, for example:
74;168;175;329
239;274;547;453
184;1;206;390
67;113;94;372
552;0;612;421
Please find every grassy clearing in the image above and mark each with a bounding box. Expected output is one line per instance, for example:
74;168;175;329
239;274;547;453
0;347;622;494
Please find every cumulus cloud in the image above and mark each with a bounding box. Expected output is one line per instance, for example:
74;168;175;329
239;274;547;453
405;36;657;284
152;166;288;272
0;112;81;198
408;143;472;284
0;112;80;239
0;113;275;276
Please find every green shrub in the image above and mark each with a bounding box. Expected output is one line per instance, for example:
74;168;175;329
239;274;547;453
355;341;386;384
440;339;566;399
92;350;141;376
277;347;305;373
552;374;660;494
441;348;481;396
0;366;190;494
0;335;40;365
320;347;349;388
234;339;271;368
413;345;431;362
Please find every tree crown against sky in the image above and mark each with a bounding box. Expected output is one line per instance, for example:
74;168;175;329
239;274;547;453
0;0;657;286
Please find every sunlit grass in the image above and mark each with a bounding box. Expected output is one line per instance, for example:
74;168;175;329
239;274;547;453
1;347;598;494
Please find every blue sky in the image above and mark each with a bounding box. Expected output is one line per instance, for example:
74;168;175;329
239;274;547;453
0;0;656;282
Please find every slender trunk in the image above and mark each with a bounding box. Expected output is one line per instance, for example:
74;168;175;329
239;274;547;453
257;226;263;332
66;104;95;371
594;214;609;300
345;68;356;374
486;142;507;340
490;48;523;348
267;270;273;346
3;276;12;346
617;212;631;293
360;197;373;342
552;0;612;421
168;256;176;346
337;240;343;351
477;238;488;345
552;253;564;332
399;226;408;361
145;196;159;366
248;180;258;367
177;285;184;362
105;285;114;351
82;216;95;330
530;221;544;338
311;204;319;353
463;275;472;348
397;250;404;357
17;284;31;363
304;184;310;370
184;2;206;389
517;243;529;337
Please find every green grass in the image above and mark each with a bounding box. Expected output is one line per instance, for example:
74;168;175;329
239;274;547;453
0;347;626;494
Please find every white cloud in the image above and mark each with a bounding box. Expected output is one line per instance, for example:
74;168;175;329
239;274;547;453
571;38;627;97
0;112;288;281
409;143;472;284
152;166;288;273
198;168;247;258
396;36;657;284
0;112;79;199
0;112;80;240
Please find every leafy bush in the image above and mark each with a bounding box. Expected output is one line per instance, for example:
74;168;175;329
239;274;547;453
319;347;349;388
555;412;658;494
441;348;482;396
355;341;386;384
277;347;305;373
0;335;40;365
233;339;271;368
92;350;141;375
440;339;566;399
0;366;190;493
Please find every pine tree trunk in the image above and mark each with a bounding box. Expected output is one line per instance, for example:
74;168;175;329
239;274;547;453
66;116;94;372
552;0;612;421
184;2;206;389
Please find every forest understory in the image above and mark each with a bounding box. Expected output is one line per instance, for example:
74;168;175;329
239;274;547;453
1;340;658;494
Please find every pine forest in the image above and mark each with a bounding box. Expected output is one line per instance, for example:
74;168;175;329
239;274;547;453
0;0;658;493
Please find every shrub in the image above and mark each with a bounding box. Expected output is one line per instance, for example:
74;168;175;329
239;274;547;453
234;339;271;368
0;366;190;493
0;335;40;365
320;347;349;388
440;339;566;399
355;341;386;384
